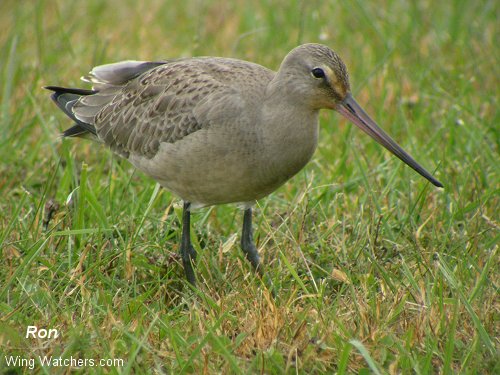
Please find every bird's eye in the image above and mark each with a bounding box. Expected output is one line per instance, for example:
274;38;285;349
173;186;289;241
311;67;325;79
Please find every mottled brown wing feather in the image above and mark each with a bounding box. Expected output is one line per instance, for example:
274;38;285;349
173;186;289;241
73;58;274;159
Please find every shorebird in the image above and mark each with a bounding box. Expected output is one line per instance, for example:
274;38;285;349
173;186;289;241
46;43;443;286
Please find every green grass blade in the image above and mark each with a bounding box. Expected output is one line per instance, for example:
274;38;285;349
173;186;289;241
437;254;495;354
349;339;383;375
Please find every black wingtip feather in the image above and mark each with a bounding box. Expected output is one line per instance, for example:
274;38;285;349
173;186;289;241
61;125;89;137
44;86;97;95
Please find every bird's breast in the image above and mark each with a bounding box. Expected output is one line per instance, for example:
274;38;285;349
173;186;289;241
253;106;319;194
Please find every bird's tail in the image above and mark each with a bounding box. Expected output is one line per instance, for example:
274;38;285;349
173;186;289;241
44;86;98;138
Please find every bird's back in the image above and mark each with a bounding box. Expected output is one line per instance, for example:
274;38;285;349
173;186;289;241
71;57;274;159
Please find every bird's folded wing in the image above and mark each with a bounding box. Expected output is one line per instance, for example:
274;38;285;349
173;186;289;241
72;58;264;159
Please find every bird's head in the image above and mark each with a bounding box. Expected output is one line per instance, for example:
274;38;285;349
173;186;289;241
277;43;443;188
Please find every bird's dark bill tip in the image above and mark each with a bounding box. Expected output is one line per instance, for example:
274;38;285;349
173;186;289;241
430;176;444;188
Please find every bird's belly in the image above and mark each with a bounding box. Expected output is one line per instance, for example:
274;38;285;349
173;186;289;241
127;125;317;206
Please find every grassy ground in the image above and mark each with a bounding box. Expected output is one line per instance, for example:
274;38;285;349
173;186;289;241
0;0;498;373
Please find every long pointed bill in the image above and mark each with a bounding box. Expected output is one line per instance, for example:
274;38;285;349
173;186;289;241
336;94;443;188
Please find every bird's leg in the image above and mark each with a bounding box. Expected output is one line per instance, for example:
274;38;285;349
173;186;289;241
180;201;197;285
241;207;262;274
241;208;276;296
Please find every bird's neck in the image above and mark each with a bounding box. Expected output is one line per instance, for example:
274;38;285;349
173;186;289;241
258;89;320;186
262;80;320;140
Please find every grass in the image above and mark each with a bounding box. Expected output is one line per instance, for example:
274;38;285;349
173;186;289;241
0;0;498;373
